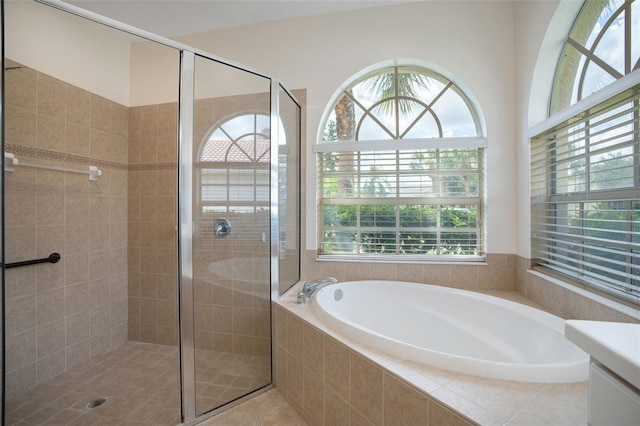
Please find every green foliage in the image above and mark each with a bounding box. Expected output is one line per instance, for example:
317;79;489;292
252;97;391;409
362;71;430;117
322;204;479;255
323;119;337;142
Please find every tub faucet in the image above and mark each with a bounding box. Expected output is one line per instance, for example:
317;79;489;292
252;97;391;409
296;277;338;304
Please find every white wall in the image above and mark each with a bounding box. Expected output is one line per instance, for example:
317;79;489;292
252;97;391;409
174;1;519;254
5;0;131;105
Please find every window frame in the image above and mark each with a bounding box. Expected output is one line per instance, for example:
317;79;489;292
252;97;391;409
530;0;640;305
196;112;271;241
314;65;487;262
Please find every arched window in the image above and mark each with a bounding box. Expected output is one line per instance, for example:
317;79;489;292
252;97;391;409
316;64;486;260
531;0;640;303
197;112;271;238
550;0;639;113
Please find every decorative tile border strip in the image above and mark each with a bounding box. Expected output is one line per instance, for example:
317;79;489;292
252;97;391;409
6;143;128;171
5;144;181;172
3;144;264;173
128;162;176;172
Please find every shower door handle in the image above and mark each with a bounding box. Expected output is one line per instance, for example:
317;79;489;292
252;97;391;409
213;218;231;238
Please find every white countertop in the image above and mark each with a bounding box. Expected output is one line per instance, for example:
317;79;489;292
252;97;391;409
565;320;640;390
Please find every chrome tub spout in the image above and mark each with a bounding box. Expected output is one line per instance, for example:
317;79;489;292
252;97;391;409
296;277;338;303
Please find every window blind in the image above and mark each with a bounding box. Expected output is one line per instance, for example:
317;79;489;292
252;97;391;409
531;85;640;303
318;147;485;258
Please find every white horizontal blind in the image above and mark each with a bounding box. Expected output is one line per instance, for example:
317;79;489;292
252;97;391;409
531;85;640;303
318;147;484;257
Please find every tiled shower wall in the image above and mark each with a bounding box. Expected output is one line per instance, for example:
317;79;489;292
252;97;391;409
126;103;179;345
4;60;129;398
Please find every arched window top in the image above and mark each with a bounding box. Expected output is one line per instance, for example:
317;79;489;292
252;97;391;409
550;0;639;114
199;112;271;163
319;65;483;143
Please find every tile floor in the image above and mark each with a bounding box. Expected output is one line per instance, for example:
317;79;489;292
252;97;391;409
4;341;305;425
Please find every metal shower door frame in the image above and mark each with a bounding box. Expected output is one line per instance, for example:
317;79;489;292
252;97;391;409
17;1;294;424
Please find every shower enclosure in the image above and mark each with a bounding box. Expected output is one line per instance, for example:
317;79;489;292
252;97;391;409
1;0;300;423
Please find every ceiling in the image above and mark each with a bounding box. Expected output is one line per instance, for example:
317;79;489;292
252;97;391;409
63;0;421;37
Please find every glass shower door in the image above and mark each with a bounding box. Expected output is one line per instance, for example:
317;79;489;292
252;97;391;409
183;54;273;418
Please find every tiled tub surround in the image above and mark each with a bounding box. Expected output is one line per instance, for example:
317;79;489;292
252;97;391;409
275;286;590;426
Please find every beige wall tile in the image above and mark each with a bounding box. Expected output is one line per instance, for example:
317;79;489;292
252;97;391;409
5;192;36;227
428;399;474;426
111;103;129;137
5;267;36;299
37;319;65;358
111;273;129;301
65;194;90;225
139;170;158;196
65;252;89;286
158;136;177;162
212;305;232;333
287;315;304;362
37;73;65;120
302;323;324;378
90;304;111;336
212;332;232;352
232;307;254;336
350;353;383;425
5;166;38;193
66;224;90;254
5;226;36;263
90;95;111;133
67;124;91;158
6;106;37;146
286;352;304;414
6;65;37;112
66;340;91;369
37;115;65;151
324;336;351;402
383;373;428;425
65;282;89;316
36;225;64;259
325;386;350;426
303;367;324;426
90;223;111;251
36;288;65;325
232;334;254;355
140;323;158;343
5;329;37;373
36;167;66;194
90;195;110;224
90;249;111;280
36;349;65;384
90;130;111;161
66;85;91;128
90;277;111;309
141;137;158;163
36;261;64;292
110;223;128;249
140;299;158;324
90;329;111;355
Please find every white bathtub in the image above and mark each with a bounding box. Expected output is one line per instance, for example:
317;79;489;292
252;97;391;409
311;280;589;383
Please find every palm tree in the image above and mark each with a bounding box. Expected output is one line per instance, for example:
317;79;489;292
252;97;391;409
333;67;430;197
335;91;356;197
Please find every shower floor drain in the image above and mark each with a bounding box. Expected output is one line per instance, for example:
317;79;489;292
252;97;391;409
87;397;107;409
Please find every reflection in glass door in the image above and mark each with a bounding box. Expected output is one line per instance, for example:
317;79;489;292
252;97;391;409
184;54;273;417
